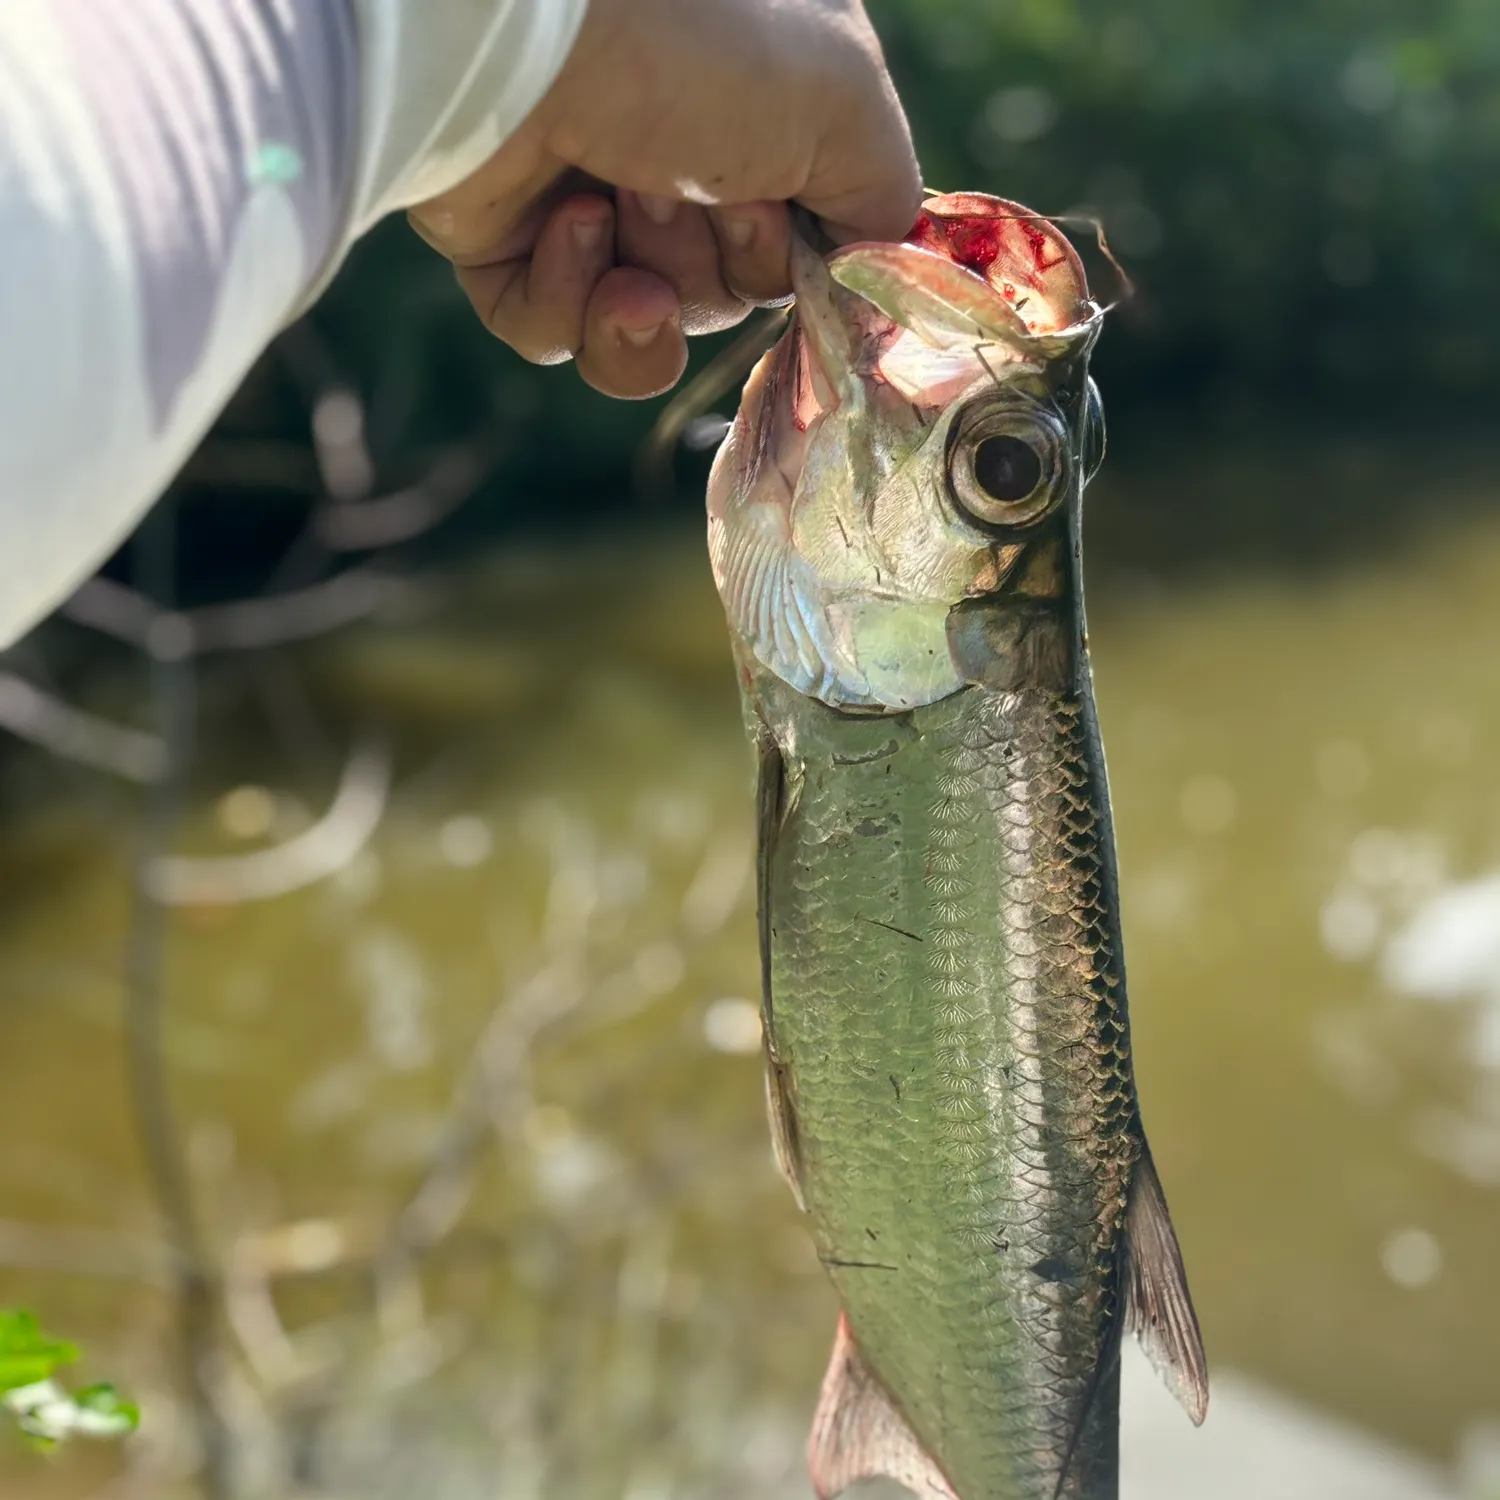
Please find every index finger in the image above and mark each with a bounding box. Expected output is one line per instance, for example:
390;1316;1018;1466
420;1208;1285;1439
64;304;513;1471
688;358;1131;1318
410;161;607;265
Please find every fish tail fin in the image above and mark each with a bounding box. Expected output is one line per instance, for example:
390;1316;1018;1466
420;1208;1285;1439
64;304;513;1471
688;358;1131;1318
1123;1140;1210;1425
807;1312;959;1500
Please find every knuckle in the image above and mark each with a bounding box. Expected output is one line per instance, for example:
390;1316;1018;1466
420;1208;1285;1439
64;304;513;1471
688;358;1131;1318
680;298;750;338
478;284;583;365
724;262;790;305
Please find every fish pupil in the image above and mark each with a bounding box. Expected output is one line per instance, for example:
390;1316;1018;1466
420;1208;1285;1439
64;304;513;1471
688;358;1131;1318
973;435;1042;502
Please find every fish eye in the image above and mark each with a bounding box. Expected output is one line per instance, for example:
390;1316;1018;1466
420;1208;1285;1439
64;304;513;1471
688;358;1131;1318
947;403;1065;530
972;435;1042;503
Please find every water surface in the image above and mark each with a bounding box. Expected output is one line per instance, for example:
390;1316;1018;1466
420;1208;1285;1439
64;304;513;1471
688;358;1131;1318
2;451;1498;1497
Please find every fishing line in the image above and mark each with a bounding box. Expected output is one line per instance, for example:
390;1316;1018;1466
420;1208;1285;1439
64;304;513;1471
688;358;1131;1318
633;305;789;505
974;343;1007;392
1044;213;1136;310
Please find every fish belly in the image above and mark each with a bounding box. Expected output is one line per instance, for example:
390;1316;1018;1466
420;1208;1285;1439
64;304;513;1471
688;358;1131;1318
766;681;1140;1500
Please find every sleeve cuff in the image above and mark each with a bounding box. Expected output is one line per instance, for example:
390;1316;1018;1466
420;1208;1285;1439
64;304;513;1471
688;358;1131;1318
346;0;590;233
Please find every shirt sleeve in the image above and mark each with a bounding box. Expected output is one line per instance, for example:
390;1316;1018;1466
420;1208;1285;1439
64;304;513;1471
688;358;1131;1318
0;0;587;651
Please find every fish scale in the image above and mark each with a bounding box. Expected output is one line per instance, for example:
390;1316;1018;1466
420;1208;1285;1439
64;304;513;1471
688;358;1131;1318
759;669;1137;1500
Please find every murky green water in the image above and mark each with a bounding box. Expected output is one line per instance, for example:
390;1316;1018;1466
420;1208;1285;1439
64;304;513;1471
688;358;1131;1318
2;452;1499;1498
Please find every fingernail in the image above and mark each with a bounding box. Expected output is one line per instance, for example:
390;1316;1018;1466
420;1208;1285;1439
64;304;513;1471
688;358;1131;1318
571;215;606;252
636;192;678;226
618;321;664;348
716;209;756;248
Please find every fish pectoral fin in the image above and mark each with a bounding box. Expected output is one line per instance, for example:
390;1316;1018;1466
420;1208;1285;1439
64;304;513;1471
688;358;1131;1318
1123;1142;1210;1426
791;229;858;408
755;728;786;1037
763;1049;806;1211
755;728;807;1212
808;1313;958;1500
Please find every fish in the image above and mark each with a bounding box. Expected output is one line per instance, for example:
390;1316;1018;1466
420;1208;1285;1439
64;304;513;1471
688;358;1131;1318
704;193;1209;1500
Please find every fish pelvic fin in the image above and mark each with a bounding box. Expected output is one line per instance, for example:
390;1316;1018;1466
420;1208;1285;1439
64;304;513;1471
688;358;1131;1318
1123;1142;1210;1426
808;1313;959;1500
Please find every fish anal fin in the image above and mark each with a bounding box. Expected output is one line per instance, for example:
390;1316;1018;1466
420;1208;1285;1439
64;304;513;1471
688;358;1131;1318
808;1313;958;1500
1123;1142;1210;1426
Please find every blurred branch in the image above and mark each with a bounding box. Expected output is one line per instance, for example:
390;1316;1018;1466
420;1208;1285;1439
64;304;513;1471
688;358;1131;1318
314;442;494;552
179;433;495;551
63;569;419;655
634;307;787;503
29;311;514;1491
145;738;391;906
222;1240;314;1394
0;1222;174;1285
178;441;321;495
0;671;165;782
123;507;233;1499
284;315;502;547
368;824;614;1332
244;654;340;783
0;1212;392;1291
371;958;586;1342
310;386;375;502
60;579;156;646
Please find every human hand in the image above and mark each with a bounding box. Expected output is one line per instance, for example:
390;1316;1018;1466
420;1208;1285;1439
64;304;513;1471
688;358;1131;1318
407;0;920;399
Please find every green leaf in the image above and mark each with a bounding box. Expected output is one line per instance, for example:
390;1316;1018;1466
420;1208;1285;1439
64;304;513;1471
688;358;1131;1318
73;1385;140;1437
0;1311;78;1395
0;1313;137;1450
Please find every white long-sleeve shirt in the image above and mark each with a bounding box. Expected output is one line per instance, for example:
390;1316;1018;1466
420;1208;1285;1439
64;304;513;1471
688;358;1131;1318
0;0;588;648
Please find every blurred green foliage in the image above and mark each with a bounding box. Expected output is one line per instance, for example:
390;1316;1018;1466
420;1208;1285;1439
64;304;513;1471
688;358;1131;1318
174;0;1498;569
870;0;1500;426
0;1310;139;1451
0;1310;76;1393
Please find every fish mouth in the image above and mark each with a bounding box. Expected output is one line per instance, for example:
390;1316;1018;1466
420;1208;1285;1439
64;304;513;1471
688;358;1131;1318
910;193;1094;336
800;194;1101;408
785;194;1101;414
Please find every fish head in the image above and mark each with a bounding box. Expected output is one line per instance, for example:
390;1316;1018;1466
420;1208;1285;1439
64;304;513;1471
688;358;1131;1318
707;193;1105;711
